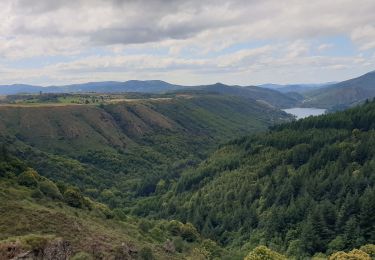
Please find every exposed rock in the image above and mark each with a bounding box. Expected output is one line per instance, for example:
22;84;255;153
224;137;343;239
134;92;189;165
162;240;175;254
0;238;71;260
112;242;138;260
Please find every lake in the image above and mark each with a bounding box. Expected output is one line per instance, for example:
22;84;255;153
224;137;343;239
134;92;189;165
283;107;326;119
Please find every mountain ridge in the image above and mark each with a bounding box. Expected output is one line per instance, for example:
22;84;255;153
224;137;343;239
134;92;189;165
303;70;375;109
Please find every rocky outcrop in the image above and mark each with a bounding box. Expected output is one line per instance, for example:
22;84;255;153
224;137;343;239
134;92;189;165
0;238;71;260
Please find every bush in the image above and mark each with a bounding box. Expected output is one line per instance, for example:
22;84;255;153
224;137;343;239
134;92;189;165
139;247;154;260
328;249;371;260
244;246;287;260
180;223;199;242
173;237;184;253
139;219;153;233
359;244;375;258
201;239;222;258
18;169;39;187
39;180;63;200
31;189;44;199
63;187;84;208
167;220;182;236
92;201;113;218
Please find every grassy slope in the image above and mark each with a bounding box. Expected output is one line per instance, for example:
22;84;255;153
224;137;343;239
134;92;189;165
0;153;231;259
0;93;291;202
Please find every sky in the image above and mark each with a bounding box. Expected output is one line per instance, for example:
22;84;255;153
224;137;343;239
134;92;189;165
0;0;375;86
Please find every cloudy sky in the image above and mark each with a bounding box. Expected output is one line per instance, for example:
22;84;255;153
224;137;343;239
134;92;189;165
1;0;375;86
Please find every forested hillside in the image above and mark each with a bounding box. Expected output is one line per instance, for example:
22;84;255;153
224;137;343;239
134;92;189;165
0;92;290;208
0;92;294;259
186;83;300;108
0;148;234;259
137;99;375;258
1;92;375;259
303;71;375;110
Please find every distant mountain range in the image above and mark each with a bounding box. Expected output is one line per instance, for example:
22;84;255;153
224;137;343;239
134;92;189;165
183;83;300;108
0;81;301;109
258;82;335;94
1;70;375;110
0;80;182;95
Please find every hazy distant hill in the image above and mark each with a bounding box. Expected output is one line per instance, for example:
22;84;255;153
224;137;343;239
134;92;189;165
0;81;301;108
258;82;334;94
0;84;43;95
184;83;300;108
0;80;181;95
303;71;375;109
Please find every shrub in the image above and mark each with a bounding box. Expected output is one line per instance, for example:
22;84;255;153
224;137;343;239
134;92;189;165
63;187;84;208
18;169;39;187
173;237;184;253
39;180;63;200
359;244;375;258
244;246;287;260
180;223;199;242
139;219;153;233
139;246;154;260
167;220;182;236
31;189;43;199
328;249;371;260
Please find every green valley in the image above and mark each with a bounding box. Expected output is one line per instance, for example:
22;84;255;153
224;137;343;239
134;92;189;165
1;90;375;259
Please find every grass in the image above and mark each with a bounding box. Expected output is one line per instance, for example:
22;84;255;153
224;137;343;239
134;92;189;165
0;179;212;259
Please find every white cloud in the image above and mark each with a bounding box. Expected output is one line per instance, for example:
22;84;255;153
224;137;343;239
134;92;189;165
318;43;334;51
0;0;374;85
351;25;375;50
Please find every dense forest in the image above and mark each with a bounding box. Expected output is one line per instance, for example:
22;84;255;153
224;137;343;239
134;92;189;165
1;94;375;259
0;93;290;208
135;99;375;258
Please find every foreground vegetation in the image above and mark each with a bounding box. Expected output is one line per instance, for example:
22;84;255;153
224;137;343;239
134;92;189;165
0;150;234;259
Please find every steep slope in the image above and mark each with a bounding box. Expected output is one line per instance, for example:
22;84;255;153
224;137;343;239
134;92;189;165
183;83;300;108
0;93;292;207
303;71;375;110
140;99;375;258
0;151;229;259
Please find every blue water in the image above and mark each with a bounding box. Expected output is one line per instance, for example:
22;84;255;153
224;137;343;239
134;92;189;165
283;107;326;119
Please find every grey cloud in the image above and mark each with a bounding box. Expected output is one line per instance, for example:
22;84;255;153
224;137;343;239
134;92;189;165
8;0;243;45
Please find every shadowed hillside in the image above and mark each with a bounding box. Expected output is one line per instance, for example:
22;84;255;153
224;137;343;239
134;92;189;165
303;71;375;110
